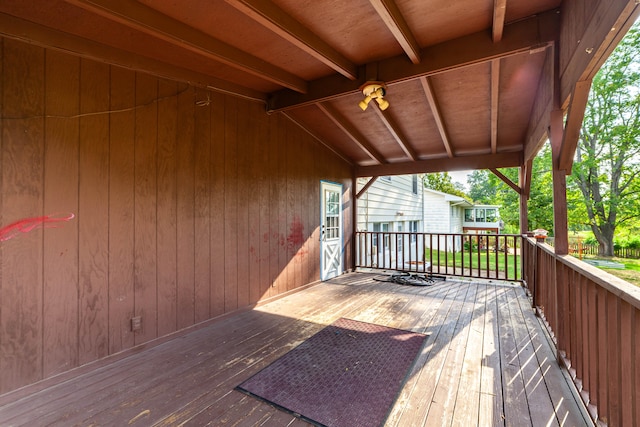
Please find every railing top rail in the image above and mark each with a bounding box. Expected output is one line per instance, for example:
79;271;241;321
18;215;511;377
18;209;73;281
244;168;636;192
356;231;524;237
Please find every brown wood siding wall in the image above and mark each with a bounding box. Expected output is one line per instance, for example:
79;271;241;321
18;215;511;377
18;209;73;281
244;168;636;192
0;37;353;394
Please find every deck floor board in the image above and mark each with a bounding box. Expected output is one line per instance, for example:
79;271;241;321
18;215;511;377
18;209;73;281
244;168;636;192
0;273;590;426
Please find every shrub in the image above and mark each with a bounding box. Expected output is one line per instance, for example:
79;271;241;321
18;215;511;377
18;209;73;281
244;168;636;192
584;236;599;245
625;237;640;249
463;240;478;251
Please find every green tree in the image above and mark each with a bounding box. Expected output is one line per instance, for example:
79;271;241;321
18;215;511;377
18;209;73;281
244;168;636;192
525;146;555;233
467;146;575;235
571;24;640;256
423;172;469;199
467;170;495;203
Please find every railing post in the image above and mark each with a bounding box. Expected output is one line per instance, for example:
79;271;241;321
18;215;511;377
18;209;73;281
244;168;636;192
532;240;540;309
553;256;564;366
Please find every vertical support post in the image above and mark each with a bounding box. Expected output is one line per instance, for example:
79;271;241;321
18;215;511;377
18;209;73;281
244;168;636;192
519;160;532;235
550;108;568;365
351;172;358;272
550;109;569;255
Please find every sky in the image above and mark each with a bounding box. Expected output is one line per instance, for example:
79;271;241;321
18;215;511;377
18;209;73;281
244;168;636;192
449;170;471;190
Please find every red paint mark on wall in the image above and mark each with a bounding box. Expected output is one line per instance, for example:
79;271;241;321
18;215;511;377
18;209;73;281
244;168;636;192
0;213;75;242
287;216;304;247
287;215;307;256
256;218;308;259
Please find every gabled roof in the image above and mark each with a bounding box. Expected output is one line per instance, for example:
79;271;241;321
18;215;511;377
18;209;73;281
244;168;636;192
422;188;473;207
1;1;637;178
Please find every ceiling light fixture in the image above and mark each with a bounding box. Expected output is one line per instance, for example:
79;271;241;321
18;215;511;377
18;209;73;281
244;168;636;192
359;81;389;111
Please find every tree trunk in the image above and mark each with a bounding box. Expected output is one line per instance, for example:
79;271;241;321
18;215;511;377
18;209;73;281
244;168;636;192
592;224;615;257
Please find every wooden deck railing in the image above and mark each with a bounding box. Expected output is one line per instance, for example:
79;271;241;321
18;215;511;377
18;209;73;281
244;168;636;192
522;237;640;426
355;232;522;281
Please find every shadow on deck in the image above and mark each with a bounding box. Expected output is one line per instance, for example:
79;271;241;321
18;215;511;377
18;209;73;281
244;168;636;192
0;272;590;426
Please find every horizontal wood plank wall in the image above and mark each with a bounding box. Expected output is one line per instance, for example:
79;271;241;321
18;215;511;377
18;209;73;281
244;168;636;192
0;38;352;394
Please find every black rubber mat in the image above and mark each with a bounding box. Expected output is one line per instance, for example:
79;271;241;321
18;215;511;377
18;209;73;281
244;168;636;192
236;318;426;427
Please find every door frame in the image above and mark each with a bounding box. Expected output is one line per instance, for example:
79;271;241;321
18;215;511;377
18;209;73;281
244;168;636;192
320;180;343;281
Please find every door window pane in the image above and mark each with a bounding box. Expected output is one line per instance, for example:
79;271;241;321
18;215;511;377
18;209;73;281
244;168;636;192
325;190;340;239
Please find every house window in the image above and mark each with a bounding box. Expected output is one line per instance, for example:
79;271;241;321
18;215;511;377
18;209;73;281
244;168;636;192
475;208;486;222
464;209;474;222
409;220;418;243
373;223;389;232
372;222;390;253
412;175;418;194
486;208;497;222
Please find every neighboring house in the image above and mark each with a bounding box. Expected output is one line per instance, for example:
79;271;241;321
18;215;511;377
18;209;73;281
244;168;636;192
358;180;503;259
422;188;471;252
422;188;502;251
422;189;503;234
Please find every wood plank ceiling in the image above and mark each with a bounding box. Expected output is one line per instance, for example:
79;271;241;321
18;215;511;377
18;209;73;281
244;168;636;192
0;0;628;177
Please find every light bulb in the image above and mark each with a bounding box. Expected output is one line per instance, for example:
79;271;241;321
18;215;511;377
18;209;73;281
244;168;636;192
359;95;372;111
376;97;390;110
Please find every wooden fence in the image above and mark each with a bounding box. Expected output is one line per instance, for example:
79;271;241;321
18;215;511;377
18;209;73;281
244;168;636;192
564;242;640;259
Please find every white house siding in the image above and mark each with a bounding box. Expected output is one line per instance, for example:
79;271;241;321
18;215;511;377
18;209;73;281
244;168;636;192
423;189;470;252
422;190;452;233
357;176;422;232
450;206;465;233
448;205;465;251
357;176;423;269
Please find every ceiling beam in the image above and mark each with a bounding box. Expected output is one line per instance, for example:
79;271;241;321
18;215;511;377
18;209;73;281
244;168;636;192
489;168;521;194
64;0;308;93
492;0;507;43
356;177;379;198
355;152;522;177
558;79;592;173
226;0;358;80
268;9;559;112
316;103;386;164
420;76;454;158
0;12;266;102
368;0;421;64
490;59;500;154
372;106;418;161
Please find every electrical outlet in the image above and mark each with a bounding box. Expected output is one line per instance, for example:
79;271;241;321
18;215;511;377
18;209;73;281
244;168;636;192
131;316;142;332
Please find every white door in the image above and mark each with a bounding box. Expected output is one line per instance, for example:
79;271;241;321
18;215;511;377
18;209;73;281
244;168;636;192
320;181;343;281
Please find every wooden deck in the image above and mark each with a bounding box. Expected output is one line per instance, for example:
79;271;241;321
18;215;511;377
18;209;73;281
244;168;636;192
0;273;590;426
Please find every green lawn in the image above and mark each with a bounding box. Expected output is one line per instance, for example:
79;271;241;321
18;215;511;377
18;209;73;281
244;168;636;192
425;248;521;280
423;248;640;287
593;256;640;287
